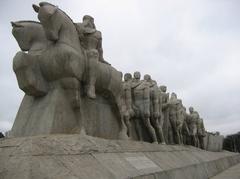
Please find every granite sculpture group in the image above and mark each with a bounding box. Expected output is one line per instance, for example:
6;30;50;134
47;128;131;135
121;71;206;149
10;2;207;149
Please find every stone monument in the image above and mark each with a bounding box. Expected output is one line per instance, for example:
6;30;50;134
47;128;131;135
1;2;240;179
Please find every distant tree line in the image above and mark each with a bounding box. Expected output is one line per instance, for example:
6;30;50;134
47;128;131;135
0;132;4;138
223;132;240;153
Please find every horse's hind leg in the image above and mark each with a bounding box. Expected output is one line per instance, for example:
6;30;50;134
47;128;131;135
115;96;128;140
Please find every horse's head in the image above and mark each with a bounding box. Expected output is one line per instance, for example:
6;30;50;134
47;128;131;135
11;21;45;51
33;2;61;41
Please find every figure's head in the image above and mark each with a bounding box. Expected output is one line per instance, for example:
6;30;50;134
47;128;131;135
83;15;96;29
178;99;182;105
33;2;61;41
11;21;46;51
171;92;177;99
189;107;194;113
133;71;141;80
179;99;182;104
143;74;151;81
124;73;132;82
159;85;167;92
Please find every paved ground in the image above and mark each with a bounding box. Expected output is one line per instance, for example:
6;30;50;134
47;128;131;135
211;162;240;179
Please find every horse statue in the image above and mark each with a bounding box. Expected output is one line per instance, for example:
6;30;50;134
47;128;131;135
11;2;128;139
11;20;50;96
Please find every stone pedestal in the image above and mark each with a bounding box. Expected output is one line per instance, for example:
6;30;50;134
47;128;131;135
11;82;121;140
1;135;240;179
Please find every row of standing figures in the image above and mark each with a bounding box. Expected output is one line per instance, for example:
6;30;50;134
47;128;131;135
121;71;206;149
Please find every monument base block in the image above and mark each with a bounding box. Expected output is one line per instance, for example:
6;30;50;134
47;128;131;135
0;135;240;179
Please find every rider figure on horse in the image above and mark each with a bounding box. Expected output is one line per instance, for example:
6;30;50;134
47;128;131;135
75;15;110;99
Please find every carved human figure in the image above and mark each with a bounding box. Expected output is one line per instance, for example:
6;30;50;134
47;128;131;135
197;117;206;149
168;92;181;144
75;15;109;99
144;74;165;144
176;100;185;144
131;71;143;140
160;85;172;144
121;73;134;138
187;107;199;147
131;72;158;143
181;106;190;145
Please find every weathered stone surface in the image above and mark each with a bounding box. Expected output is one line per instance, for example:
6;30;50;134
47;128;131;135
204;132;224;152
1;135;240;179
11;87;120;139
210;162;240;179
11;87;79;137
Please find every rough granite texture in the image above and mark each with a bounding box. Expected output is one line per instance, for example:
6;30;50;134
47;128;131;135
204;133;224;152
0;134;239;179
211;162;240;179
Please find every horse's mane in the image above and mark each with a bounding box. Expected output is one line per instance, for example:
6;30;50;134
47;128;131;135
16;20;41;24
39;2;74;24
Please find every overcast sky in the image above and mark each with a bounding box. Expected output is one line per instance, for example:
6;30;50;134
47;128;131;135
0;0;240;136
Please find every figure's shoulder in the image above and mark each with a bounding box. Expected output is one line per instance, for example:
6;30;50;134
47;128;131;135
75;22;83;27
94;30;102;38
75;22;84;31
135;80;149;90
152;80;157;86
166;93;170;98
75;23;96;34
138;80;146;87
162;92;169;97
131;80;141;88
123;81;131;89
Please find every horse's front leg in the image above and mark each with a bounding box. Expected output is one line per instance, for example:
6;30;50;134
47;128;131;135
13;51;49;96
